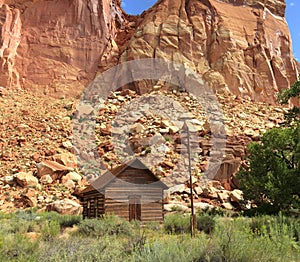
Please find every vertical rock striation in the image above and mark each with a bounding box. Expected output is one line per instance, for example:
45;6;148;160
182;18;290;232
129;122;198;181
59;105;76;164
0;0;132;96
120;0;298;103
0;0;298;102
0;1;22;88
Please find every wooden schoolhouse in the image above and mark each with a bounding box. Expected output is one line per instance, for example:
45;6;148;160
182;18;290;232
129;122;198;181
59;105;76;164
81;158;168;222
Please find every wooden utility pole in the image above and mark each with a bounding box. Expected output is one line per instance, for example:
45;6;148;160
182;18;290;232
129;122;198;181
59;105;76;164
182;121;196;237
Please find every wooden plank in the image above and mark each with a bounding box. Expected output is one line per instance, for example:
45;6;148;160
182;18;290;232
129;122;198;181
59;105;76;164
141;209;163;213
142;217;163;221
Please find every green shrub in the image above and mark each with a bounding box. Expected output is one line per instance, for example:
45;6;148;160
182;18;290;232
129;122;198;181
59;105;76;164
197;206;226;217
38;211;62;222
35;236;123;262
78;214;135;237
196;215;215;234
124;230;147;255
58;214;82;228
143;221;161;232
130;235;208;262
0;233;38;261
41;220;60;241
196;216;300;262
14;209;38;221
248;214;300;243
164;213;190;234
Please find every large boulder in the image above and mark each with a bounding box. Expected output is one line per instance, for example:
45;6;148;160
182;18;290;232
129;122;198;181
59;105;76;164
15;172;39;187
52;153;77;170
61;172;82;183
21;188;38;207
36;160;72;181
46;199;83;215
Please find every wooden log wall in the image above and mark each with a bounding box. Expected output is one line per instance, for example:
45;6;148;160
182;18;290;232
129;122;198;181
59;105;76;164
105;185;164;222
82;191;105;219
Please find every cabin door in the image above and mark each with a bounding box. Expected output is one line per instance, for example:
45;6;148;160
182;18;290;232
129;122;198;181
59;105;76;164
129;195;141;221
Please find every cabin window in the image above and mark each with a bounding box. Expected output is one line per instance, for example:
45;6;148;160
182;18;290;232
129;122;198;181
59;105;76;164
128;195;141;221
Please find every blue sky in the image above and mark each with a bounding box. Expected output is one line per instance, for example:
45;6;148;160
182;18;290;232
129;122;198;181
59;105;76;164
122;0;299;61
286;0;299;61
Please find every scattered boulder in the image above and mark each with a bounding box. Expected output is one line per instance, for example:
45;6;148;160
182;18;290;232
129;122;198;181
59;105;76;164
52;153;77;169
74;104;94;118
0;86;7;96
1;176;15;186
164;203;189;212
194;202;214;210
167;184;186;195
15;172;39;187
64;180;76;191
39;174;53;185
130;123;145;134
36;160;72;180
62;141;73;150
222;202;234;210
217;191;230;203
194;186;203;195
46;199;83;215
230;189;243;203
21;188;38;207
61;172;82;183
201;186;218;199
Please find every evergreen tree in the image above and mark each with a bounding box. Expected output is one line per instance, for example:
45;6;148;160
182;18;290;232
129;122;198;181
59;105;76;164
237;78;300;213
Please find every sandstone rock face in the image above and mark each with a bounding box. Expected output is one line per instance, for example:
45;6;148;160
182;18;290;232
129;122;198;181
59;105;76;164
120;0;298;103
0;0;298;103
221;0;286;17
0;1;22;88
0;0;133;96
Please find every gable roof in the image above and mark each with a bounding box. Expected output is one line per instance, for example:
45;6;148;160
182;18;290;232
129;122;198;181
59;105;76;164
81;158;168;194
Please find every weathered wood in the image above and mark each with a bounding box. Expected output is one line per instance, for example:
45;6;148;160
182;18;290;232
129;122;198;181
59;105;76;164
82;159;167;222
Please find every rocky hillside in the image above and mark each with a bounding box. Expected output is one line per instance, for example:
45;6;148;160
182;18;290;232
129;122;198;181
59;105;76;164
0;0;298;102
0;86;286;213
0;0;298;213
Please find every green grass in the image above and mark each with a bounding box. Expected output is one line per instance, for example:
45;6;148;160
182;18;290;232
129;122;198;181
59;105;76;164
0;210;299;262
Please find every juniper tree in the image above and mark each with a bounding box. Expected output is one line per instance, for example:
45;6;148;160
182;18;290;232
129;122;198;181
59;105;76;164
237;78;300;213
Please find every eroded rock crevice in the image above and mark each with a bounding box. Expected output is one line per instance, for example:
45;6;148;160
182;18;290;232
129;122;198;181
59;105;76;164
0;0;297;103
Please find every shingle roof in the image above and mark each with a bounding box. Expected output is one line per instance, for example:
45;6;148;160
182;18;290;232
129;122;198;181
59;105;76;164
81;158;168;194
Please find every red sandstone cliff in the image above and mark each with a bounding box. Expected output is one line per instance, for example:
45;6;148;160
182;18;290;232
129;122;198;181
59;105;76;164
0;0;134;96
0;0;298;102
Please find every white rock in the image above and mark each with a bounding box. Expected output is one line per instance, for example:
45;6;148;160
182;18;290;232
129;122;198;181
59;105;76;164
130;123;145;133
46;199;83;215
164;203;189;212
75;104;94;118
157;144;170;153
62;172;82;183
194;202;214;210
62;141;73;149
167;184;186;194
159;128;169;134
169;125;180;134
222;202;234;210
15;172;39;187
150;133;165;144
230;189;243;202
39;175;53;185
1;176;15;186
194;186;203;195
64;180;76;191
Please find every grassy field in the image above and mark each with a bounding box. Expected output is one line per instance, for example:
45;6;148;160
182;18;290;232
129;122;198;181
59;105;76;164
0;210;299;262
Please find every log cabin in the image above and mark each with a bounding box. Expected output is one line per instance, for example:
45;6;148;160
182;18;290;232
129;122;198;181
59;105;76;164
81;158;168;222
